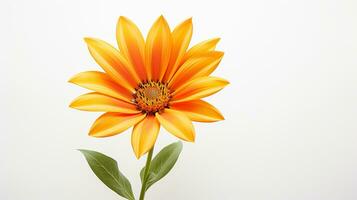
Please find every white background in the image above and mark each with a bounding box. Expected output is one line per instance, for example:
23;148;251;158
2;0;357;199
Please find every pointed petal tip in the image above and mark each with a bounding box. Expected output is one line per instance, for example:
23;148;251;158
67;78;73;83
134;151;141;159
217;116;225;121
138;150;147;159
210;38;221;46
210;109;225;121
132;137;144;159
157;15;168;23
83;37;91;43
191;130;196;141
188;135;195;142
67;71;93;84
118;16;131;24
83;37;98;47
184;17;193;23
88;125;99;137
119;16;127;20
179;136;195;142
68;101;75;109
179;17;193;27
88;129;104;138
182;130;195;142
219;80;230;89
88;130;96;137
83;37;100;45
219;78;230;85
217;51;225;57
68;97;82;109
68;95;85;110
67;74;78;83
220;115;225;120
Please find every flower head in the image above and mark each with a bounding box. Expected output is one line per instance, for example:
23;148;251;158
69;16;229;158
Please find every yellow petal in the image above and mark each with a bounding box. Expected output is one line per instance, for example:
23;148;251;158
131;115;160;158
116;16;147;81
168;51;224;90
145;16;172;81
163;18;193;82
70;92;140;114
84;37;140;92
172;77;229;103
68;71;133;103
89;113;146;137
171;100;224;122
181;38;220;63
155;109;195;142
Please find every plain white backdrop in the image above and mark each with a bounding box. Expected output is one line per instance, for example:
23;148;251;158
2;0;357;199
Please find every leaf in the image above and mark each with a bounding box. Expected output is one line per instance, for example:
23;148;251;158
140;141;183;191
79;149;135;200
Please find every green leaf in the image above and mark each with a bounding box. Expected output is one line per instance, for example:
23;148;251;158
79;149;135;200
140;141;183;191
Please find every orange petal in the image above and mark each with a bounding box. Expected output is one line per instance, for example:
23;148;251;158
155;109;195;142
89;113;146;137
70;92;140;114
84;38;140;92
131;115;160;158
116;16;147;81
172;77;229;103
163;18;193;82
181;38;220;63
168;51;224;90
68;71;133;103
171;100;224;122
145;16;172;81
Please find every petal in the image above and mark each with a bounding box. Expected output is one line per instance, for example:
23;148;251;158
168;51;224;90
145;16;172;81
70;92;140;114
181;38;220;63
89;113;146;137
163;18;193;82
116;16;147;81
155;109;195;142
172;77;229;103
171;100;224;122
84;38;140;92
68;71;133;103
131;115;160;158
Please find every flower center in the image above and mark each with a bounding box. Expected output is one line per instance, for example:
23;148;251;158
134;81;171;114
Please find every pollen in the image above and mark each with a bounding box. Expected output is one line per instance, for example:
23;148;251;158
134;81;171;114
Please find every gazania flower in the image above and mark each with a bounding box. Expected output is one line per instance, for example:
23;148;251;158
69;16;229;158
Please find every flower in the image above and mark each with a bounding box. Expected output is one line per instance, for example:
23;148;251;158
69;16;229;158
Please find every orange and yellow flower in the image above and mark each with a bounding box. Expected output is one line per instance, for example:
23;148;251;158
69;16;229;158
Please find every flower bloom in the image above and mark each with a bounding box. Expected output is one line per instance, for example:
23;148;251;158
69;16;229;158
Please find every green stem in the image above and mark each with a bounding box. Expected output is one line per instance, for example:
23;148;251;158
139;146;154;200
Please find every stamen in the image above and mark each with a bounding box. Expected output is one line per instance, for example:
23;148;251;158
134;81;171;114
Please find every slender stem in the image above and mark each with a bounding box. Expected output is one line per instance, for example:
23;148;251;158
139;146;154;200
